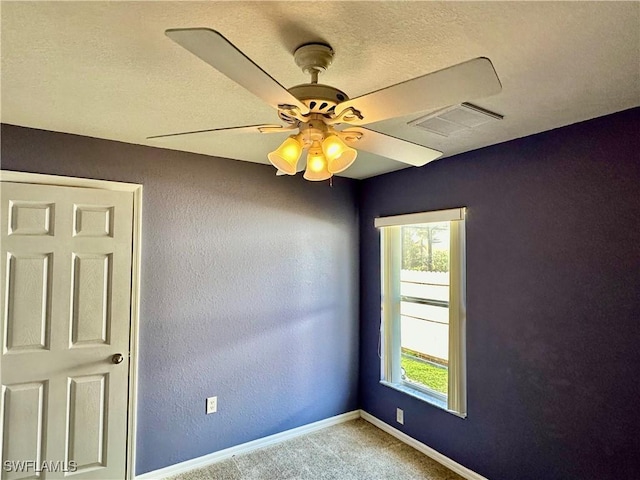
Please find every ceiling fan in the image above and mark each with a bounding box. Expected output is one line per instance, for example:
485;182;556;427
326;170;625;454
149;28;502;181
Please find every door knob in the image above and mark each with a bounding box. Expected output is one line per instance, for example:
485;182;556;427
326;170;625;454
111;353;124;364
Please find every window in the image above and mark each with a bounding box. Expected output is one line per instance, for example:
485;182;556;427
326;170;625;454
376;208;466;417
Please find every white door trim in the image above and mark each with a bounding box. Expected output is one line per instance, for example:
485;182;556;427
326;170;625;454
1;170;142;480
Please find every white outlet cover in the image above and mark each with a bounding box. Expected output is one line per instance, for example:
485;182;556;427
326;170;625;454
206;396;217;414
396;408;404;424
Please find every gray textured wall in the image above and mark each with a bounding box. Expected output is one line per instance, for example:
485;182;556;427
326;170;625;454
1;125;360;474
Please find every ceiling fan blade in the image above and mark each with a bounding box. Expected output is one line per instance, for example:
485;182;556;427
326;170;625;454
337;57;501;126
147;124;289;140
165;28;309;115
341;128;442;167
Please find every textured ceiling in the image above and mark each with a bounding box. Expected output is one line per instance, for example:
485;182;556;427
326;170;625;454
1;1;639;179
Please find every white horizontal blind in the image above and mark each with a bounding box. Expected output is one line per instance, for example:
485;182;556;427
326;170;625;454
374;207;465;228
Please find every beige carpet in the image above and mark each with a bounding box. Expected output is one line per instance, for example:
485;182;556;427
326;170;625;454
168;418;465;480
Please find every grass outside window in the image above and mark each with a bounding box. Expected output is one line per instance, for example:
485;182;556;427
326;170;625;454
401;354;448;394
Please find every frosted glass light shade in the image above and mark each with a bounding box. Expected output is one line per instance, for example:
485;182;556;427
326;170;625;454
322;134;357;173
303;144;332;181
268;135;303;175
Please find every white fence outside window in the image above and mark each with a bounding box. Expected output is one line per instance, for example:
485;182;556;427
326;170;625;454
400;270;449;362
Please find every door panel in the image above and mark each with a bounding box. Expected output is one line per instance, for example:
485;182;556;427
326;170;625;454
8;201;54;236
1;181;134;480
66;374;108;472
71;253;112;346
5;253;52;352
1;382;46;480
73;206;113;238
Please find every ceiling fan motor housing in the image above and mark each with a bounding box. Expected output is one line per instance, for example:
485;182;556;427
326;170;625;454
279;83;350;124
288;84;349;113
278;42;351;124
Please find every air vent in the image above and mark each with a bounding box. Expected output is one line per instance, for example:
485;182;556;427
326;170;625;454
409;103;503;137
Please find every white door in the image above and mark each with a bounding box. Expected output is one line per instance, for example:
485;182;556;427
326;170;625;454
1;181;134;480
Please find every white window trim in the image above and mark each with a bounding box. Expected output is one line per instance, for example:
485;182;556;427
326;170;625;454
374;208;464;228
377;207;467;417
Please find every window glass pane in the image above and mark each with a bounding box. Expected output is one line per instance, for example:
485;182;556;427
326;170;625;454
400;222;450;395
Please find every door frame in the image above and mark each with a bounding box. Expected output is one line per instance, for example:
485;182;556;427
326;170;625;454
0;170;142;480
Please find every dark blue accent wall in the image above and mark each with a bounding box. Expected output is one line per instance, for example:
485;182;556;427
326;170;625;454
0;125;360;475
358;108;640;479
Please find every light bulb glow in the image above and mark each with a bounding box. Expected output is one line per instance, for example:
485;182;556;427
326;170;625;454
324;142;341;158
281;143;300;160
267;135;303;175
303;143;332;181
309;154;325;172
322;134;357;174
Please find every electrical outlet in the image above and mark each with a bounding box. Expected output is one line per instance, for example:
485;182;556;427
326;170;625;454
206;396;217;414
396;408;404;425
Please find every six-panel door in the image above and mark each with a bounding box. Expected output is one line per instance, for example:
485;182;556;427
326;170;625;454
1;182;134;480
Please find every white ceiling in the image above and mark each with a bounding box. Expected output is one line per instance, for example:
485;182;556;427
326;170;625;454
2;1;639;179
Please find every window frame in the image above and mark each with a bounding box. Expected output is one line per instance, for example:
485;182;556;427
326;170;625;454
376;208;467;417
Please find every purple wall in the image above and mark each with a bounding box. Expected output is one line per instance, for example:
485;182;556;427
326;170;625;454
0;125;360;475
3;108;639;478
358;107;640;479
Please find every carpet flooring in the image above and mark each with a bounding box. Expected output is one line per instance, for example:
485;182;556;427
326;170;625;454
168;418;465;480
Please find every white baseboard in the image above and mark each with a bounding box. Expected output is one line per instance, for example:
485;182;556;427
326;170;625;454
137;409;485;480
135;410;360;479
360;410;488;480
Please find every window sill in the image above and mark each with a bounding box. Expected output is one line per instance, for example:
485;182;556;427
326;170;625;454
380;380;467;419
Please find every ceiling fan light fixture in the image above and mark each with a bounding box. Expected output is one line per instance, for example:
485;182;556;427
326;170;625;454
158;29;502;182
303;142;332;181
267;134;303;175
323;134;357;174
